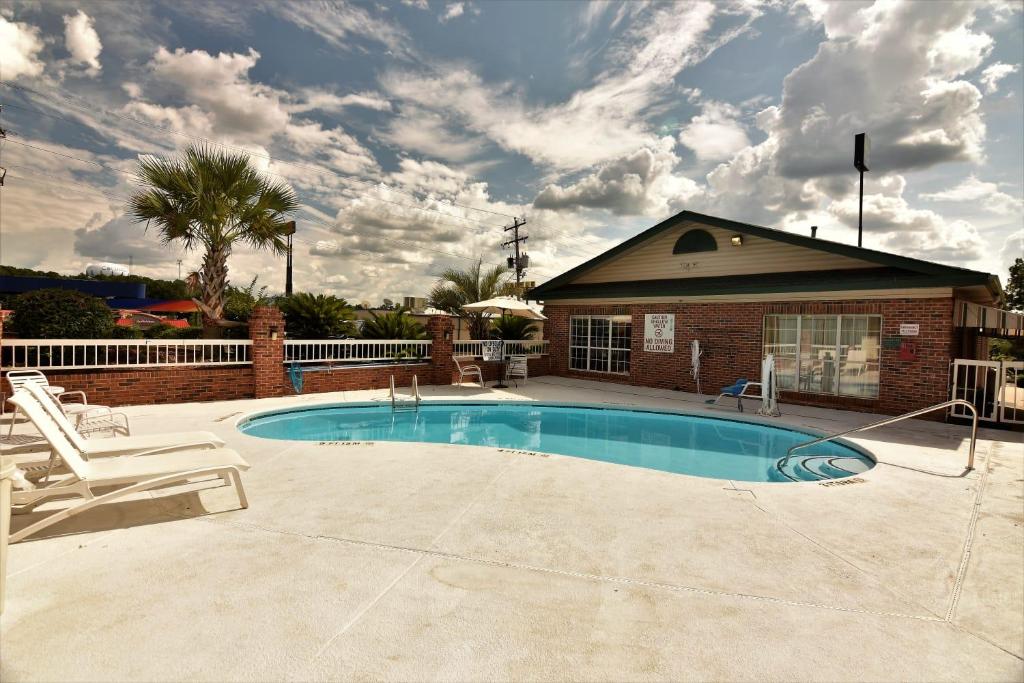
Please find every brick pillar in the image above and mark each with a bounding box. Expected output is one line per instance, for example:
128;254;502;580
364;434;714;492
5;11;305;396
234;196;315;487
250;306;285;398
428;315;455;385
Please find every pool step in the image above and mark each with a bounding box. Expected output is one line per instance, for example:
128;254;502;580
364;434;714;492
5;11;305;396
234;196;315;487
773;455;869;482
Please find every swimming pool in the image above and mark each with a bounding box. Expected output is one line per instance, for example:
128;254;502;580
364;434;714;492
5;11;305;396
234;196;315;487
239;402;874;483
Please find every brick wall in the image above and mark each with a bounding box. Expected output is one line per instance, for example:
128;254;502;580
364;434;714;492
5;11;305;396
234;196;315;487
544;298;956;416
1;311;551;407
10;365;255;407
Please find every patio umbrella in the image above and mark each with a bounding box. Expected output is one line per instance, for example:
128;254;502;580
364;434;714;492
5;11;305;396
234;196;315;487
462;296;546;388
460;296;546;320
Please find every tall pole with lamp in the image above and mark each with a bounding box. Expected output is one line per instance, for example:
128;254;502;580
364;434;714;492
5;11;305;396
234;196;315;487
283;220;296;296
854;133;870;248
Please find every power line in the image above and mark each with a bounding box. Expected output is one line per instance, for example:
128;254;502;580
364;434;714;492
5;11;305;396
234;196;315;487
2;92;612;260
2;127;509;231
1;81;515;218
3;133;606;264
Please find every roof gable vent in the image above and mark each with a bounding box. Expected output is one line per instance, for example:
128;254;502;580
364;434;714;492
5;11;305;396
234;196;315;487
673;229;718;255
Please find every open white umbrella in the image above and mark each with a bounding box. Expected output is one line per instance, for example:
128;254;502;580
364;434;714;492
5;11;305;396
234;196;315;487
461;296;546;320
462;297;545;388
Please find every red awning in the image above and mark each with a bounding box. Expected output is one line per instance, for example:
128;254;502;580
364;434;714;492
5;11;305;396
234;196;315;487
142;300;200;313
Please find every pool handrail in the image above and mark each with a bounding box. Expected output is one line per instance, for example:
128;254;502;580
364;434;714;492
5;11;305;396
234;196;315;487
781;399;979;472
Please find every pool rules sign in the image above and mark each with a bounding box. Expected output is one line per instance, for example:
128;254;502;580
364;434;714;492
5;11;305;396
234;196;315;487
644;313;675;353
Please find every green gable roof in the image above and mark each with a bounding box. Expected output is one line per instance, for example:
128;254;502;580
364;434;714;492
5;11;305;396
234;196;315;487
528;210;1000;300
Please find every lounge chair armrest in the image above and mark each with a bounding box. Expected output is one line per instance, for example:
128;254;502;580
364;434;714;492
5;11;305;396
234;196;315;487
126;441;222;457
58;391;89;404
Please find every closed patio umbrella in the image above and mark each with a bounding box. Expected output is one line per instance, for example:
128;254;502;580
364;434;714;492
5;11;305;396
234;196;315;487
462;297;546;388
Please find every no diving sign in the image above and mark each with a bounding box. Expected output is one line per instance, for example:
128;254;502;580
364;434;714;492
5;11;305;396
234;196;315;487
644;313;675;353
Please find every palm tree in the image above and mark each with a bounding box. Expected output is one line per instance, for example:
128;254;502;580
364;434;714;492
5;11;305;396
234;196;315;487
279;292;356;338
490;314;538;340
360;308;428;340
428;260;515;338
129;144;298;332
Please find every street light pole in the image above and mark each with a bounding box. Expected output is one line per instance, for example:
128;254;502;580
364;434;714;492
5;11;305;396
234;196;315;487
283;220;296;296
854;133;870;248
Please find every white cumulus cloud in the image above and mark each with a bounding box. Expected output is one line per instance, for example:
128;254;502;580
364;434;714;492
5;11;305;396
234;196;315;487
0;15;45;79
63;10;103;73
678;101;751;162
980;62;1019;94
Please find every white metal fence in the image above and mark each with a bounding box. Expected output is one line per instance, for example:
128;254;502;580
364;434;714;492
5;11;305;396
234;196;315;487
950;359;1024;425
453;339;549;357
284;339;432;365
0;339;252;370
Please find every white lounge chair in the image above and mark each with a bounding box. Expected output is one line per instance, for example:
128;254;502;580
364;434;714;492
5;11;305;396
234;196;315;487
6;391;249;543
453;356;484;386
5;370;121;436
505;354;528;386
22;382;224;458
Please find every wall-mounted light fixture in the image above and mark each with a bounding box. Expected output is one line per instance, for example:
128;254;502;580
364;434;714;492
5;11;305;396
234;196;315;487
730;235;743;246
269;325;279;340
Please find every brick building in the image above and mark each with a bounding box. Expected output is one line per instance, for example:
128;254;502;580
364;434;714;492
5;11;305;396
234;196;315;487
529;211;1010;415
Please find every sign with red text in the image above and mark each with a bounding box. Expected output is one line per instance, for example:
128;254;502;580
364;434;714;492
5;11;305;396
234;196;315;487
644;314;675;353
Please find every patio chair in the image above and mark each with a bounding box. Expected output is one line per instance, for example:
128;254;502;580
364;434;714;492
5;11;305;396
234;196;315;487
453;356;484;386
5;370;117;436
5;391;249;543
505;354;528;386
21;382;223;459
708;378;764;413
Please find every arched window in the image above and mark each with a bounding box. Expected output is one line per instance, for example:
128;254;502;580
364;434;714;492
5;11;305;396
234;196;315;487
672;229;718;254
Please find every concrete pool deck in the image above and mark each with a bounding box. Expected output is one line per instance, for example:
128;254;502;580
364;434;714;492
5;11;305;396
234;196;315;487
1;376;1022;681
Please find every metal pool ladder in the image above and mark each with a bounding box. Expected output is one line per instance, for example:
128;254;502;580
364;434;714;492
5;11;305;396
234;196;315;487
780;399;979;472
389;375;421;412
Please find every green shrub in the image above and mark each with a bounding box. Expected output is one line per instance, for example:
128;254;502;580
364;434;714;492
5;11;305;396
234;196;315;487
359;308;428;340
8;289;114;338
142;324;203;339
111;325;144;339
279;292;356;338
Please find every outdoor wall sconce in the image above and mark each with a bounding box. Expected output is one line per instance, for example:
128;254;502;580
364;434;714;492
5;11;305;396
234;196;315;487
444;329;452;341
269;326;279;340
730;235;743;246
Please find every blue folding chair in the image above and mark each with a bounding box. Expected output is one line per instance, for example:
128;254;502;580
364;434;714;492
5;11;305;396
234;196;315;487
707;377;762;412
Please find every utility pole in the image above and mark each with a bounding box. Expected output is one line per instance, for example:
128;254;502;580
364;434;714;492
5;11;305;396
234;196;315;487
502;216;528;287
176;259;182;280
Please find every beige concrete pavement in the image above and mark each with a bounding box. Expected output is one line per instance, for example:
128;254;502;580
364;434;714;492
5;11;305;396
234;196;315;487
1;376;1021;681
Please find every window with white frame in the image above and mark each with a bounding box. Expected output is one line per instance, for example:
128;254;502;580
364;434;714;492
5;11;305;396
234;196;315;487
570;315;632;374
763;314;881;398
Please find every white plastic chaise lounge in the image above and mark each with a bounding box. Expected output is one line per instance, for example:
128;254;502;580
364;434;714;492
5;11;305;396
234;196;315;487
6;391;249;543
23;382;225;457
5;369;126;436
453;356;484;386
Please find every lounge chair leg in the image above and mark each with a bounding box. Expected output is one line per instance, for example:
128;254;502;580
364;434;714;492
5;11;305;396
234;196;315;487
7;406;18;437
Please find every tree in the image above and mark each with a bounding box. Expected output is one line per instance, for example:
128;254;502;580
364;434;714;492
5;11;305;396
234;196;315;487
359;308;428;340
279;292;356;338
1005;258;1024;313
128;144;298;333
490;314;538;340
8;289;114;338
428;260;515;338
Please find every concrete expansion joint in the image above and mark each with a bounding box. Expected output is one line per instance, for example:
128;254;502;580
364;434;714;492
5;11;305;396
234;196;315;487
946;441;993;624
197;515;946;626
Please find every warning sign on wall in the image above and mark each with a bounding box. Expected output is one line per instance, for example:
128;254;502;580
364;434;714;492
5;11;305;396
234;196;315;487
643;314;675;353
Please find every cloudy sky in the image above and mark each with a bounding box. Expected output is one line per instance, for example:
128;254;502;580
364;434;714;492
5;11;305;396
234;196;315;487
0;0;1021;304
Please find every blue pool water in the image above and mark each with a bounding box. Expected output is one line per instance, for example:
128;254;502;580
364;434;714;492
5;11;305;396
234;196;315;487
238;402;874;483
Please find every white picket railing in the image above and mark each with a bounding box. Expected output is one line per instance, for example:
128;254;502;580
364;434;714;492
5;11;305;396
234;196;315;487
284;339;432;365
453;339;549;358
0;339;252;370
